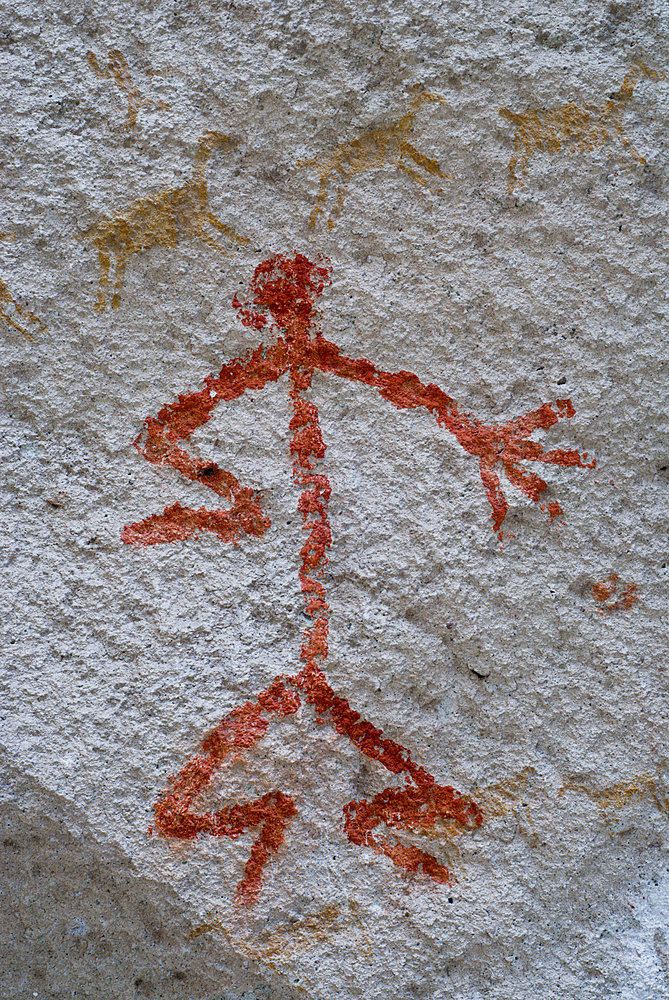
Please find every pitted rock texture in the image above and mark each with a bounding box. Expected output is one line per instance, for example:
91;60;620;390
1;1;667;999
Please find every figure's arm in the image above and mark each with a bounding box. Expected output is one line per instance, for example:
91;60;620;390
311;339;594;535
122;341;289;546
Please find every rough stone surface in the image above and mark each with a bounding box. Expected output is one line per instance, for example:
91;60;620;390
1;2;667;998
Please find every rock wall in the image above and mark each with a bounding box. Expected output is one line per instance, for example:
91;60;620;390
1;2;667;998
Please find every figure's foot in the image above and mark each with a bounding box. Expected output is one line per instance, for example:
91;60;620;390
466;398;595;535
343;780;482;884
151;677;301;905
121;491;270;547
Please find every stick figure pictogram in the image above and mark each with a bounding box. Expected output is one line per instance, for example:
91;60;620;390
123;253;594;903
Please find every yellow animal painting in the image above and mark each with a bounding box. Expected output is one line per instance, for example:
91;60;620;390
0;234;47;341
499;63;666;193
87;48;168;129
298;86;452;229
83;131;250;312
558;772;668;824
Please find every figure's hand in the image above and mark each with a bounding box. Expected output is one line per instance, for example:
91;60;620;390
459;399;595;536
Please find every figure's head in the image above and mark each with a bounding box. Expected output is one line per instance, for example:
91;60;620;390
233;253;331;333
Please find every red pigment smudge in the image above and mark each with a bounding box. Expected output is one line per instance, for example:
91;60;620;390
592;573;639;614
124;252;593;903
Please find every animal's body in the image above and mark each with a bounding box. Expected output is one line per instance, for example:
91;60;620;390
84;131;249;312
298;87;451;229
500;64;665;193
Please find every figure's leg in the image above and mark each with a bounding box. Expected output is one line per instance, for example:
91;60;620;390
292;663;481;883
343;780;481;884
153;676;301;904
94;248;111;313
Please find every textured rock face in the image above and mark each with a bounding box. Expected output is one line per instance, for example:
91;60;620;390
1;2;667;998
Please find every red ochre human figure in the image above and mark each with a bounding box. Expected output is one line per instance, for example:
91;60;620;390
122;253;594;904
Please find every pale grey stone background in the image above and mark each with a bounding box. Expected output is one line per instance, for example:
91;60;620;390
1;1;667;997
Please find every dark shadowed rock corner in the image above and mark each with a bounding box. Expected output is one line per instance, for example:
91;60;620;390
0;754;301;1000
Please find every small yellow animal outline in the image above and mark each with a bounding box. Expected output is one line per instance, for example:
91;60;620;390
298;85;452;230
499;63;666;194
558;772;668;824
87;48;168;129
189;900;373;964
82;131;250;313
0;234;48;341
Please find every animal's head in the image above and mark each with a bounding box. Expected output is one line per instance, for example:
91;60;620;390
610;63;667;102
233;253;332;333
408;84;447;110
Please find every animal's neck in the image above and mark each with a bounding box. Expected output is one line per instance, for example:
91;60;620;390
191;137;218;186
190;158;210;189
611;66;642;104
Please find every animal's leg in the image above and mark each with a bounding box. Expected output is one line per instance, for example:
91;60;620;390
0;280;38;340
295;156;326;228
94;248;112;313
125;99;138;130
507;136;526;194
0;304;32;340
12;299;47;339
327;182;346;230
207;211;251;246
397;160;429;187
309;170;332;230
399;140;452;181
198;229;232;254
153;676;301;905
612;121;646;165
111;254;127;310
507;155;517;194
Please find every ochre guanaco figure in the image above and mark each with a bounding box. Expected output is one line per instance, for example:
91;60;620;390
298;86;452;229
500;63;666;194
84;131;250;312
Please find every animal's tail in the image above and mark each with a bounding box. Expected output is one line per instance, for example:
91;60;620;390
611;63;666;103
195;130;238;164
